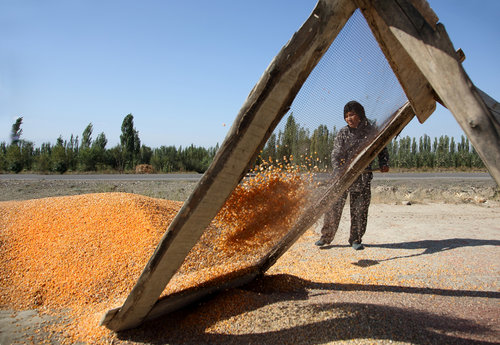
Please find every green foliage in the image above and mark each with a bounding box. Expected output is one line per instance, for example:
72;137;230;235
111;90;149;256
151;146;179;172
310;124;332;170
6;144;23;173
34;143;52;173
91;132;109;170
258;115;484;172
139;145;152;165
66;135;79;171
261;133;277;164
81;123;93;149
280;113;298;158
0;113;485;174
108;145;125;172
52;136;68;174
120;114;140;169
150;145;216;173
389;134;484;170
0;142;7;171
10;117;23;145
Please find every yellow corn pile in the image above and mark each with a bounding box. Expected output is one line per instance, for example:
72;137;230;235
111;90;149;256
0;163;313;342
0;193;182;310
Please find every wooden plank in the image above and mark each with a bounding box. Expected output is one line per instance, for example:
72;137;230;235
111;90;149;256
101;0;357;332
102;267;261;326
146;269;260;322
356;0;436;123
477;87;500;129
366;0;500;185
261;102;415;272
408;0;438;30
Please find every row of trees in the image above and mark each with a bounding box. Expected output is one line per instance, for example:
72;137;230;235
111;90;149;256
259;114;484;170
0;115;218;174
0;114;484;174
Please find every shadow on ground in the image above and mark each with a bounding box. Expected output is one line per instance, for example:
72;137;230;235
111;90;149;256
321;238;500;266
117;274;498;345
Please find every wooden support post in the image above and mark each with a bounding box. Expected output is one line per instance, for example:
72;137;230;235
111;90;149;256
261;102;415;272
101;0;357;332
477;88;500;130
356;0;436;123
365;0;500;185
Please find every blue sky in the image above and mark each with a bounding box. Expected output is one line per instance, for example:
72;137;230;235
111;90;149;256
1;1;499;149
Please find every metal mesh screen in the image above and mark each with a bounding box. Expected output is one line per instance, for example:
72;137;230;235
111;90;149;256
162;9;408;298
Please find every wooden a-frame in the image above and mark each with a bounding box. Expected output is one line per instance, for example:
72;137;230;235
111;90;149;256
101;0;499;332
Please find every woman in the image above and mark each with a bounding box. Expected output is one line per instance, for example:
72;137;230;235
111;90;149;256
315;100;389;250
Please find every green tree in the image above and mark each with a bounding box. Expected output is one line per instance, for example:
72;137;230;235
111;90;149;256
261;133;277;163
450;137;457;167
120;114;140;170
20;140;35;171
471;146;484;168
81;123;93;149
92;132;109;170
6;117;25;172
420;134;433;168
151;146;179;172
108;145;125;171
79;148;96;171
35;143;52;173
67;134;79;171
397;136;411;168
390;139;399;167
310;124;330;170
10;117;23;145
179;144;212;173
79;123;95;171
6;144;23;173
0;142;7;171
435;135;450;168
280;113;298;159
52;136;68;174
457;135;471;167
139;145;152;165
411;137;418;168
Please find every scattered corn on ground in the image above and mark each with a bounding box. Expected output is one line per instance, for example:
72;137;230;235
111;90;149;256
0;164;315;343
1;169;498;344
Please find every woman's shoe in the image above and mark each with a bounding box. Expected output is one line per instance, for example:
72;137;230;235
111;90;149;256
315;239;328;246
352;242;365;250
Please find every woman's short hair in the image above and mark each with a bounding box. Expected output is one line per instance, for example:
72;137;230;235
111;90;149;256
343;101;366;120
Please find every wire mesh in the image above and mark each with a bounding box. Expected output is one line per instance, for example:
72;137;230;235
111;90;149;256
161;9;408;298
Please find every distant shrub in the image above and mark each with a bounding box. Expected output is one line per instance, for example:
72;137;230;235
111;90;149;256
135;164;154;174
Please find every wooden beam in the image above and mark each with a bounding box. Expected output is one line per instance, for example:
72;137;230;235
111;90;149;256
407;0;438;30
260;102;415;272
101;0;357;332
366;0;500;185
102;268;261;326
356;0;436;123
477;87;500;130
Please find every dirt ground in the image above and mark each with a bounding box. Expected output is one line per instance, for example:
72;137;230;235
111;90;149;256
0;176;499;344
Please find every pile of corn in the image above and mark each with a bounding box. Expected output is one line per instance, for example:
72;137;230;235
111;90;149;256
0;193;183;311
0;162;313;343
0;193;184;342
